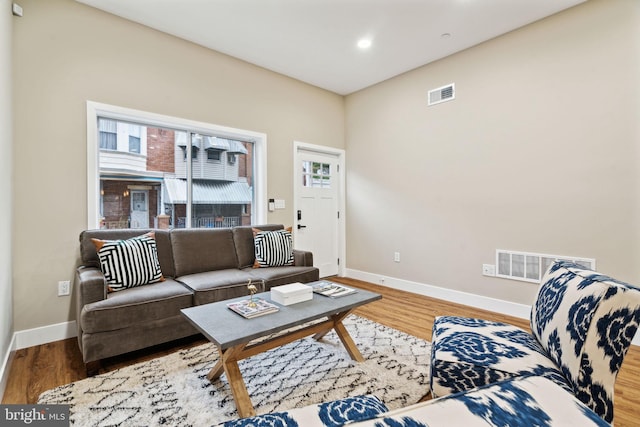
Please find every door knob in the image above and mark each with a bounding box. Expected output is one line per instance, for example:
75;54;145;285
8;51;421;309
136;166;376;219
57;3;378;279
297;224;307;229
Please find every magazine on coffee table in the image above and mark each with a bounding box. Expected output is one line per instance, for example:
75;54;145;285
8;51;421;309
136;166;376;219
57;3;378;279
227;298;280;319
311;280;357;298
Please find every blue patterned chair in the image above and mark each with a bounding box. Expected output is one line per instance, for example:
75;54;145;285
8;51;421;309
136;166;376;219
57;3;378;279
218;376;611;427
219;394;389;427
430;260;640;423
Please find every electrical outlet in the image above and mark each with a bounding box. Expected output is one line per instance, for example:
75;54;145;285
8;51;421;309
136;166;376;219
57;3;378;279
482;264;496;277
394;252;400;263
58;280;70;296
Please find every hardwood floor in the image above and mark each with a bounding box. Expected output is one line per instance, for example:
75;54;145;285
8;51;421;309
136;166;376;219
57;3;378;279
3;277;639;426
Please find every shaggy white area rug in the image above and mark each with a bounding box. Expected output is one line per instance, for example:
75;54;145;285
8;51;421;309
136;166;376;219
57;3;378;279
39;315;430;426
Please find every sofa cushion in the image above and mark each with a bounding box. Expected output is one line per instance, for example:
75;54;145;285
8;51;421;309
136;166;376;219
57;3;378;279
80;315;197;363
171;228;239;277
233;224;284;269
92;232;164;292
80;279;193;333
530;260;640;423
177;270;264;306
247;266;320;289
253;227;294;268
430;316;569;399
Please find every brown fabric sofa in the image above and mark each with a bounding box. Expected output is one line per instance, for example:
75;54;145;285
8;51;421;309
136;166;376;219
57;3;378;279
75;224;319;372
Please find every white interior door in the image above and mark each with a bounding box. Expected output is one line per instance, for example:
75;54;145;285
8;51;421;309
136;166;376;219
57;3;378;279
294;143;344;278
130;190;149;228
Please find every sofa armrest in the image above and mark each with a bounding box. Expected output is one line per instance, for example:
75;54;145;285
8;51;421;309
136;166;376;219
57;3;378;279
75;266;107;354
75;266;107;307
293;249;314;267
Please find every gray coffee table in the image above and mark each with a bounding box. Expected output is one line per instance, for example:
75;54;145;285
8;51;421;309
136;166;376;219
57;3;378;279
181;286;381;418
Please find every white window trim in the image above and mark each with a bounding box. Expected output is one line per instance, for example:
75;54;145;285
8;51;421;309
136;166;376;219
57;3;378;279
86;101;267;229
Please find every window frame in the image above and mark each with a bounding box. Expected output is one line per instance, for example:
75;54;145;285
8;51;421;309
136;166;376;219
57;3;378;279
207;149;222;162
128;123;141;154
98;118;117;150
86;101;267;229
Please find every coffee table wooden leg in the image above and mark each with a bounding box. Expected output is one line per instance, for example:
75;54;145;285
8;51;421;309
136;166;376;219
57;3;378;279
207;361;224;382
334;320;365;362
223;358;256;418
313;310;365;362
313;310;352;341
207;344;256;417
208;344;245;382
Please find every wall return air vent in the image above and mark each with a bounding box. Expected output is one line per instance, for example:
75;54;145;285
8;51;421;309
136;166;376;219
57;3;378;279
496;249;595;284
428;83;455;106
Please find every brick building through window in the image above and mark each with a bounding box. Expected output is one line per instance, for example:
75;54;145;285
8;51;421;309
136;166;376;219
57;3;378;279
98;120;253;229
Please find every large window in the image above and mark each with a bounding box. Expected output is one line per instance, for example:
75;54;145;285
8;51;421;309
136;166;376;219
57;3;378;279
87;102;267;229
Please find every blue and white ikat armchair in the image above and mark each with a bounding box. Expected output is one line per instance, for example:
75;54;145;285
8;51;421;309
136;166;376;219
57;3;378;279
220;376;611;427
430;260;640;423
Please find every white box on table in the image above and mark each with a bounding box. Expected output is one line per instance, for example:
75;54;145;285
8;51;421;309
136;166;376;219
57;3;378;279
270;282;312;305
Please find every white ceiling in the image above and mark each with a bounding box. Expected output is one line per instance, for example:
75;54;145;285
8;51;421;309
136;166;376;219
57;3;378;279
76;0;587;95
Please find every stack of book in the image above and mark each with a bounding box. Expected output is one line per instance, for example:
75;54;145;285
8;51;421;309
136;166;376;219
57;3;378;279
227;298;279;319
311;280;357;298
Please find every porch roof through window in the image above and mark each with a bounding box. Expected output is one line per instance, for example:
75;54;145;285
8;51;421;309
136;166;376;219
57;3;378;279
175;131;198;148
175;133;248;154
163;177;251;204
204;137;248;154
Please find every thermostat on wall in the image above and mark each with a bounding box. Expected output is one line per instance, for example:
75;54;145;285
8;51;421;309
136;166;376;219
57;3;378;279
13;3;23;17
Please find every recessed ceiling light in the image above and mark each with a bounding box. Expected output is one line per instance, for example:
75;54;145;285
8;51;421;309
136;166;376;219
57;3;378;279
357;38;372;49
441;33;452;39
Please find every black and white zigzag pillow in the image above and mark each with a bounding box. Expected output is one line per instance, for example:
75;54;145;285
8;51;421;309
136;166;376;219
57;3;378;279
92;232;164;292
253;228;295;268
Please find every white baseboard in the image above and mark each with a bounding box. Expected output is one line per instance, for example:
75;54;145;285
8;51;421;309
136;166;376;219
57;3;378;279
14;320;77;350
346;268;531;319
0;333;16;402
0;322;76;401
345;268;640;346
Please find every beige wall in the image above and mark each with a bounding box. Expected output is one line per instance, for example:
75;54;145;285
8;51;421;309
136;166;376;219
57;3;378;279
345;0;640;305
10;0;640;333
12;0;344;331
1;0;14;375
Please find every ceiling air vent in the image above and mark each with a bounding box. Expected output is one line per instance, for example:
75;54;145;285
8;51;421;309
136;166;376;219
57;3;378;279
428;83;455;106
